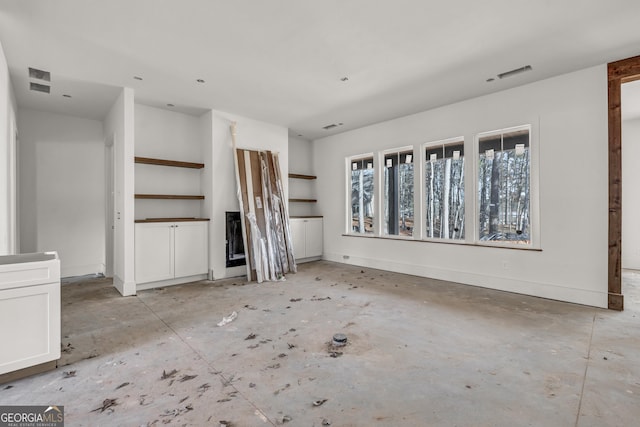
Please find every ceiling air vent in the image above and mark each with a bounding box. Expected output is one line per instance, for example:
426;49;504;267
497;65;532;80
28;67;51;82
30;82;50;94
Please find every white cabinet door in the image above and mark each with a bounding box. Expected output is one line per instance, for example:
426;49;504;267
135;223;174;284
305;218;323;258
174;222;208;277
290;218;306;259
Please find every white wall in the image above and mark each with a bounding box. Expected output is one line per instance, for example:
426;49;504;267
288;136;317;217
17;108;106;277
314;65;609;308
623;117;640;270
206;110;288;280
105;88;135;295
0;40;17;255
134;104;204;220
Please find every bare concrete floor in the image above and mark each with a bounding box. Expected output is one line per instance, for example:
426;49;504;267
1;261;639;426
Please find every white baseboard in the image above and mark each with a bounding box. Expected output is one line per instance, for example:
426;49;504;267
323;252;607;308
61;263;105;278
136;274;208;291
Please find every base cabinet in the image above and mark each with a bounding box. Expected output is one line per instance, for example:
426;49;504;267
0;252;60;377
135;221;208;285
290;217;323;261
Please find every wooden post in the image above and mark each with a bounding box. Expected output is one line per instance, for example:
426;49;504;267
607;54;640;310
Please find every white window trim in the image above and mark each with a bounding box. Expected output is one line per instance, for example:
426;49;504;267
345;153;376;236
378;145;417;238
473;123;540;249
421;136;465;242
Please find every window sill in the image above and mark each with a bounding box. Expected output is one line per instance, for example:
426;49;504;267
342;233;542;251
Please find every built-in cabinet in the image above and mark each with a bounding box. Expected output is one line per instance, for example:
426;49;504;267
290;217;323;261
135;220;209;287
288;169;322;261
133;104;211;289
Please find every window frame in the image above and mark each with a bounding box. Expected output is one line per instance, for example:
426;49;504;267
345;153;376;236
474;124;539;249
421;136;466;243
379;145;416;239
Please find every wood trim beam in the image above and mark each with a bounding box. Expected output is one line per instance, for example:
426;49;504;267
607;54;640;310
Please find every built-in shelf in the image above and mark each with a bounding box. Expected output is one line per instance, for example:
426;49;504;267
135;194;205;200
135;217;210;223
289;198;317;203
135;156;205;169
289;173;317;180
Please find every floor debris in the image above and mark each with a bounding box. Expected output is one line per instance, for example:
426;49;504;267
3;385;13;390
217;311;238;327
179;374;198;382
273;384;290;395
219;421;234;427
248;344;259;349
311;296;331;301
267;363;281;369
161;369;178;380
322;419;331;426
278;353;287;358
279;415;292;423
245;333;257;340
289;298;302;302
139;395;153;406
62;370;76;378
179;396;189;403
115;382;130;390
249;383;256;388
197;383;210;394
328;351;343;358
312;399;328;407
92;398;118;413
244;304;257;310
315;277;322;281
287;343;296;349
61;343;74;354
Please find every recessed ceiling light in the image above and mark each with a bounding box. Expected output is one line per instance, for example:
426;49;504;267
167;103;175;107
133;76;143;81
196;79;205;83
62;94;72;98
340;77;349;82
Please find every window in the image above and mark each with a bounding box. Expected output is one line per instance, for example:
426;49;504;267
424;139;465;239
350;156;375;234
382;149;414;236
477;126;530;244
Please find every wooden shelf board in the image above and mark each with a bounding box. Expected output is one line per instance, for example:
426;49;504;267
135;217;210;223
289;198;317;203
289;173;317;180
135;194;205;200
135;156;204;169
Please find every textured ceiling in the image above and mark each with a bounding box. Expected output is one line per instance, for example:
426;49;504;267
1;1;640;139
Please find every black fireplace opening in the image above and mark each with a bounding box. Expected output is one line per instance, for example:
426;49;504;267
226;211;246;268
